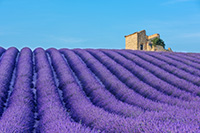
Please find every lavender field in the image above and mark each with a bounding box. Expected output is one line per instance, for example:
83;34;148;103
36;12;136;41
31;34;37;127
0;47;200;132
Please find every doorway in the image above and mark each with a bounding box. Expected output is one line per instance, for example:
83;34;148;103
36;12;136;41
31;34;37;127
140;44;143;50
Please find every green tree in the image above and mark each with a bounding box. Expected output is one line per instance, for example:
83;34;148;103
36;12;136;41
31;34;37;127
151;37;165;48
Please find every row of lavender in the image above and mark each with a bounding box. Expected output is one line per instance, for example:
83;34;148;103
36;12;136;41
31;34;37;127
0;47;200;132
0;48;95;132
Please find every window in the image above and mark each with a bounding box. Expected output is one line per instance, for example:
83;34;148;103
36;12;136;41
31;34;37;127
140;44;143;50
149;43;152;48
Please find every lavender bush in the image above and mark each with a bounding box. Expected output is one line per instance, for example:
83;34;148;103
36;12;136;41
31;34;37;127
34;48;96;133
0;47;199;132
0;47;34;132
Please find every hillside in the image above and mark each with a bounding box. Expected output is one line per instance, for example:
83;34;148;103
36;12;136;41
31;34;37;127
0;47;200;132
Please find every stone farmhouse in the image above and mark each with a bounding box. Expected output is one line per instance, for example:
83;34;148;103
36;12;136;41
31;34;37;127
125;30;172;52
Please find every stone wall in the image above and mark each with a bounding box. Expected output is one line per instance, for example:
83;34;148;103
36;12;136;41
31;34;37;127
125;33;138;50
146;41;153;51
137;30;147;50
152;45;166;51
148;34;160;40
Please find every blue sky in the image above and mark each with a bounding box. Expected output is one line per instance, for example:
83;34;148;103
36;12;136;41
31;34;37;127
0;0;200;52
